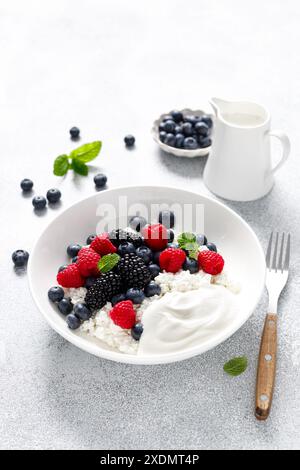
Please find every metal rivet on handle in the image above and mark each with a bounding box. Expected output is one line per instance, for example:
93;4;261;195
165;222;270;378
260;394;268;402
265;354;272;362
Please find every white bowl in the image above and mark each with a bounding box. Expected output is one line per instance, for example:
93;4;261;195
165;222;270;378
28;186;265;365
152;109;213;158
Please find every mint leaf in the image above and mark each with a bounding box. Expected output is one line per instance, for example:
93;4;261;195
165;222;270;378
224;357;248;377
53;155;69;176
98;253;120;273
71;159;88;176
70;141;102;163
178;232;196;247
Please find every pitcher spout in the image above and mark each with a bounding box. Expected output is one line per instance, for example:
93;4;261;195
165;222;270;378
209;97;231;116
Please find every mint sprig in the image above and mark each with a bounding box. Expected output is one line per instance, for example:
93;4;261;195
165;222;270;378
53;141;102;176
98;253;120;273
177;232;199;259
223;357;248;377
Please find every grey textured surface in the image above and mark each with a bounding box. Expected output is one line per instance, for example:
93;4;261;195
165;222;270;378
0;0;299;450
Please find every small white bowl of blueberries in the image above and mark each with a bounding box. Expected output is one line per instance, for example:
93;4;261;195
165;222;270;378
152;108;213;158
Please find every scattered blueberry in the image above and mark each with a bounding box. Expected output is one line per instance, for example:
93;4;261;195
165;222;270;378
167;229;175;243
164;120;176;133
196;234;207;246
171;110;183;123
183;137;198;149
194;121;209;136
164;133;176;147
66;313;81;329
153;250;162;264
58;264;68;273
72;256;78;263
124;135;135;147
86;234;97;245
175;133;185;148
136;246;153;264
111;293;127;306
85;276;98;288
58;298;73;315
201;115;213;128
158;210;175;228
131;323;143;341
182;122;193;137
12;250;29;267
73;303;92;321
70;127;80;138
20;179;33;192
206;242;217;252
129;215;147;232
183;258;199;274
126;288;145;304
32;196;47;210
144;281;161;297
94;173;107;188
67;244;82;258
118;242;136;256
159;131;167;143
148;263;160;279
48;286;65;303
198;137;212;148
46;188;61;204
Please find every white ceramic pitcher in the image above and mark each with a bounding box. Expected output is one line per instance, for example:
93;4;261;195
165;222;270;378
203;98;291;201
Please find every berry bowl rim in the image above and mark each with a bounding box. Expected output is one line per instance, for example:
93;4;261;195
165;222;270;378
151;108;213;158
28;185;265;365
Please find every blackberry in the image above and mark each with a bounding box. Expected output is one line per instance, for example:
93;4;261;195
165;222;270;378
85;272;122;310
117;253;151;290
109;229;143;248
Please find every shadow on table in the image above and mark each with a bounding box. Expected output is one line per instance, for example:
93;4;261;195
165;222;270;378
158;148;208;179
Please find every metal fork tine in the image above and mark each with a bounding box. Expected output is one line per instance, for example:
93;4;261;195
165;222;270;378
266;232;273;269
284;234;291;271
278;233;285;272
271;232;279;270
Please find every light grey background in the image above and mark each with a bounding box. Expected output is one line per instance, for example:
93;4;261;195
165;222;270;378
1;0;299;450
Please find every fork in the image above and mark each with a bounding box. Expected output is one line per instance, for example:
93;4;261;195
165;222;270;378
255;232;291;421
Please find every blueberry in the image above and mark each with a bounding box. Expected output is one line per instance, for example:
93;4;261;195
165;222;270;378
12;250;29;267
126;288;145;304
196;234;207;246
206;242;217;252
162;115;173;122
183;137;198;150
136;246;153;264
201;115;213;128
118;242;136;256
58;298;73;315
67;244;82;258
20;179;33;192
129;215;147;232
184;115;197;125
182;122;193;137
167;242;178;248
159;122;166;132
58;264;68;273
72;256;78;263
48;286;65;303
70;127;80;138
194;122;209;136
159;131;167;143
198;137;212;148
158;210;175;228
73;303;92;321
164;133;176;147
94;173;107;188
124;135;135;147
86;234;97;245
111;293;127;306
175;133;185;148
167;229;175;242
183;258;199;274
171;110;183;123
144;281;161;297
148;263;160;279
153;250;162;264
32;196;47;210
66;313;81;329
46;188;61;204
164;120;176;133
85;276;97;288
131;323;144;341
175;125;182;134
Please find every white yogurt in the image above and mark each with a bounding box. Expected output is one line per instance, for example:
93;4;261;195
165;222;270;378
138;284;239;356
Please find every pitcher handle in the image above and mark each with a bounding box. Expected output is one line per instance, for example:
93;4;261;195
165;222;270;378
268;130;291;175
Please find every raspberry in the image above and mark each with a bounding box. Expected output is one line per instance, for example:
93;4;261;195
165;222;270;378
198;250;224;275
159;248;186;273
142;224;168;251
90;233;117;256
109;300;136;329
76;247;101;277
57;264;85;288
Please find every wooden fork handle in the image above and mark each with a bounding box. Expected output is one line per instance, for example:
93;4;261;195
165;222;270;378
255;314;277;421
